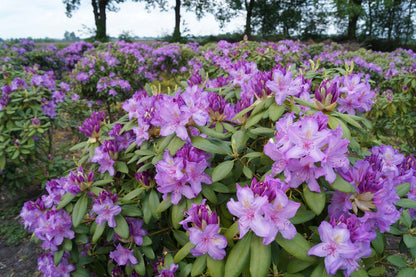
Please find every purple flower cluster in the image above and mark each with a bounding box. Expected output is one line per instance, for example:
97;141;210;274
266;67;310;105
21;200;74;252
109;244;138;266
37;252;75;277
227;175;300;245
329;145;402;233
308;213;376;276
180;200;227;260
91;139;119;176
155;144;212;204
78;111;106;142
92;191;121;228
156;263;178;277
264;112;350;192
97;74;131;96
337;74;375;115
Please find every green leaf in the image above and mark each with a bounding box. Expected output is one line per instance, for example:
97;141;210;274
396;199;416;209
404;234;416;248
134;252;146;275
331;174;356;193
275;233;316;262
0;154;5;170
168;136;186;156
245;112;264;128
196;125;230;139
202;185;217;204
269;103;285;122
396;183;411;197
367;267;385;276
72;266;90;277
224;232;252;277
173;241;194;263
114;214;129;240
92;178;113;186
191;136;232;155
115;161;129;174
72;194;88;228
178;264;193;277
400;209;412;228
250;127;275;135
224;221;239;245
397;268;416;277
311;261;330;277
211;182;230;193
155;134;174;153
303;184;326;215
122;188;144;202
191;254;207;276
148;189;160;218
63;239;72;251
293;97;315;108
171;199;186;229
54;249;64;266
243;151;265;160
287;258;315;273
69;141;88;152
351;269;369;277
207;256;225;277
212;160;234;182
121;205;143;217
231;130;246;154
290;209;316;224
233;105;255;121
56;193;76;210
92;222;106;243
328;115;351;141
142;246;155;259
371;231;385;255
386;255;407;268
250;235;271;277
156;199;172;213
334;112;363;129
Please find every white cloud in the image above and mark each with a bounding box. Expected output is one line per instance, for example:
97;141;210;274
0;0;245;39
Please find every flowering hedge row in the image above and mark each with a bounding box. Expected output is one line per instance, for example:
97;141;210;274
14;38;416;277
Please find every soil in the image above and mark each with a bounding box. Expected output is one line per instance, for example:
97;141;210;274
0;188;43;277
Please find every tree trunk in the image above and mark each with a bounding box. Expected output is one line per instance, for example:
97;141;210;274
173;0;181;41
347;0;362;40
92;0;108;41
244;0;255;38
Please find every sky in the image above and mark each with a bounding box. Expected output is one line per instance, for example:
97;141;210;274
0;0;245;39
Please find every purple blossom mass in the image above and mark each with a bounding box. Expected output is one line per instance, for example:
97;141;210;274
92;191;121;228
227;175;300;245
109;244;138;266
180;200;227;260
264;112;349;192
155;144;211;204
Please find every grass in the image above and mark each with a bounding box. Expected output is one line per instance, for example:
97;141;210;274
0;205;29;246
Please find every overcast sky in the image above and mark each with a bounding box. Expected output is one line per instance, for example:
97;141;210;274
0;0;245;39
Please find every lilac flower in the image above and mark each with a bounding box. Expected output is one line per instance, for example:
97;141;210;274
266;67;302;105
20;199;46;232
52;90;65;103
76;72;89;82
78;111;105;142
156;263;178;277
264;112;349;192
41;100;57;118
92;191;121;228
308;221;360;276
37;252;75;277
126;218;148;246
155;144;211;204
109;244;138;266
180;201;227;260
34;209;75;251
228;176;300;244
91;140;119;176
227;184;269;239
329;149;401;233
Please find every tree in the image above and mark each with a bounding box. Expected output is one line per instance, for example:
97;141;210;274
138;0;212;41
63;31;80;41
215;0;256;38
63;0;126;41
334;0;364;40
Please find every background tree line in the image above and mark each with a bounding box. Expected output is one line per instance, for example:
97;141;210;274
63;0;416;49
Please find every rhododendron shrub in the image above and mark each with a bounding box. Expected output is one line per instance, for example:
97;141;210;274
0;66;74;192
19;40;416;277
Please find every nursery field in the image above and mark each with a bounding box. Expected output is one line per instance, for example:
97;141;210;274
0;38;416;277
